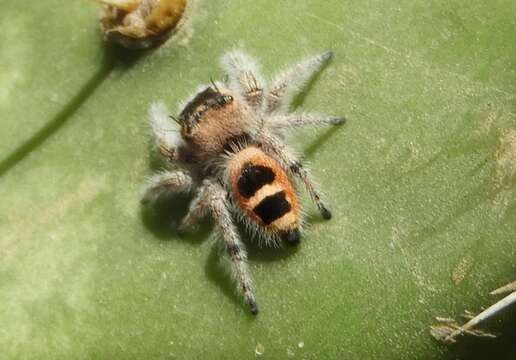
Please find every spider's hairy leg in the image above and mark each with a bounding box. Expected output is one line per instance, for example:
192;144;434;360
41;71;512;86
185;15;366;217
140;170;192;204
149;101;185;161
268;112;346;132
204;181;258;314
290;160;332;219
176;180;212;235
266;50;333;114
220;50;265;110
261;134;332;220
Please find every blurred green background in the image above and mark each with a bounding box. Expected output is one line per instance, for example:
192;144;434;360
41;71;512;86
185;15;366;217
1;0;515;358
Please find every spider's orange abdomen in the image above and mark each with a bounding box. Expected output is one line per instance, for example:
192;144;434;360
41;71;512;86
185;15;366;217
228;147;300;236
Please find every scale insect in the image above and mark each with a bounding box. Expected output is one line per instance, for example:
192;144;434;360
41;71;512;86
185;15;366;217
141;49;346;314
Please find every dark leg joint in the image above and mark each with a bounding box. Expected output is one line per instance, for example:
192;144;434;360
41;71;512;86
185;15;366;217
176;225;187;237
226;242;240;257
248;299;259;315
330;116;346;125
320;205;332;220
290;161;302;173
279;228;301;246
242;284;259;315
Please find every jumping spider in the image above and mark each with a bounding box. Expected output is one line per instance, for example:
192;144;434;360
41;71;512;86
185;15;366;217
141;50;345;314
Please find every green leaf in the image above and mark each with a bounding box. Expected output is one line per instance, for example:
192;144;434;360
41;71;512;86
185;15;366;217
1;0;515;359
0;1;105;157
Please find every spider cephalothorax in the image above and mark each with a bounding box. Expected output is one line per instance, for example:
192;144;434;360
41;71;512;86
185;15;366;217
141;50;346;314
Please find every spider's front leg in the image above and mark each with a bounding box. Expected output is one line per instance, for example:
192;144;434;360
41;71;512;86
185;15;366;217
202;180;258;314
142;101;198;207
148;101;191;163
221;50;265;110
260;134;333;219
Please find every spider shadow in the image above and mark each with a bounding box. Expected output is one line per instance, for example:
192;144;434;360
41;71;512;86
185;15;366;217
140;151;212;244
303;124;344;159
289;52;348;160
140;192;211;244
290;52;333;110
442;304;516;360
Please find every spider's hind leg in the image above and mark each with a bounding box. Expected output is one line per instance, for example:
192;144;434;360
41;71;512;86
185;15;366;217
203;180;258;314
290;160;332;220
261;134;333;220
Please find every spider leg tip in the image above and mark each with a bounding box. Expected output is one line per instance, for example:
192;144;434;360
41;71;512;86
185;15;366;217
322;50;334;61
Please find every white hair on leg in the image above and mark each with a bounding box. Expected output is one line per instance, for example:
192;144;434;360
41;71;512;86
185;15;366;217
149;101;184;151
220;49;266;110
266;112;346;135
140;170;192;204
204;180;258;314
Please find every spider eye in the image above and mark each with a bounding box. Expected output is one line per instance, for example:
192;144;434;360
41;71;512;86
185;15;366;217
215;94;233;106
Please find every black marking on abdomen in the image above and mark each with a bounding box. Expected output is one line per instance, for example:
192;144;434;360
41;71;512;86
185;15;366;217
238;163;275;198
252;191;291;225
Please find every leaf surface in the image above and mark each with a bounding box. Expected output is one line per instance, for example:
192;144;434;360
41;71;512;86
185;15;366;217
0;0;515;358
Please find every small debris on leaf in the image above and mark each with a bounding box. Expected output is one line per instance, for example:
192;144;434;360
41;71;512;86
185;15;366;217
430;318;496;344
255;343;265;356
491;280;516;295
97;0;187;49
431;281;516;344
